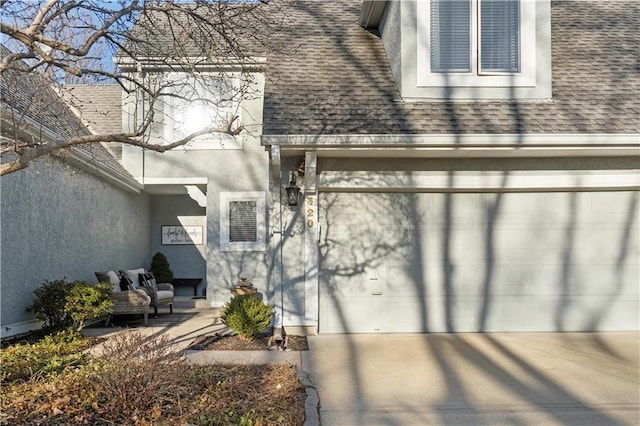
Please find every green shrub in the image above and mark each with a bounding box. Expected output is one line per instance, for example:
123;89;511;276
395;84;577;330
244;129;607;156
221;295;272;340
149;252;174;283
26;280;113;332
64;282;113;331
25;280;74;330
0;329;90;383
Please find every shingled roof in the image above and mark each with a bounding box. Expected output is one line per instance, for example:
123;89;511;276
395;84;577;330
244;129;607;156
262;0;639;135
1;46;132;177
66;85;122;136
66;84;123;159
1;45;91;142
122;2;276;61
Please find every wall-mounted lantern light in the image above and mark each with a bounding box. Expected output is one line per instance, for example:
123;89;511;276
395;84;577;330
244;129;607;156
285;171;301;207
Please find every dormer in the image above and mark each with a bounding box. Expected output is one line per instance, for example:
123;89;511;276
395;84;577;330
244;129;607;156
360;0;552;100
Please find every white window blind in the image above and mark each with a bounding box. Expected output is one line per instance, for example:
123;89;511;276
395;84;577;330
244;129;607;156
479;0;520;73
229;201;257;242
220;192;266;251
417;0;540;89
430;0;520;74
431;0;471;73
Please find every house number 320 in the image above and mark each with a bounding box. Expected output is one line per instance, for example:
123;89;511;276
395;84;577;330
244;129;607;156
306;197;315;227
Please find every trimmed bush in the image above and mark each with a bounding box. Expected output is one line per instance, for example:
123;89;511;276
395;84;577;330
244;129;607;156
221;295;272;340
25;280;74;330
150;252;174;283
26;280;113;332
64;282;113;331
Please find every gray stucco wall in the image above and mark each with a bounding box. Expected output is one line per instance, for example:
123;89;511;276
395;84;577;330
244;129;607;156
279;157;308;325
132;146;271;305
150;195;207;297
379;0;402;94
1;155;150;334
121;72;270;307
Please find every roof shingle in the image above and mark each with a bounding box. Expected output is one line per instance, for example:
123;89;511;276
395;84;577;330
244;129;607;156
262;0;639;135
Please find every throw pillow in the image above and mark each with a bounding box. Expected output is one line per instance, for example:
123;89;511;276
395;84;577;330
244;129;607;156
147;273;157;289
119;275;134;291
107;270;121;293
120;268;146;288
139;273;158;291
148;272;159;287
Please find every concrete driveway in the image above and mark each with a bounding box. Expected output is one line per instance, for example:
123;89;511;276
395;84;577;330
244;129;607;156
302;332;639;425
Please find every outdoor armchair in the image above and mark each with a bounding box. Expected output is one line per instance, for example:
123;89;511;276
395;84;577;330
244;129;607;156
95;271;151;326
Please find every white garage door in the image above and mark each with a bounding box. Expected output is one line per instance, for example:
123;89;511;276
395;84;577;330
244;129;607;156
318;192;639;333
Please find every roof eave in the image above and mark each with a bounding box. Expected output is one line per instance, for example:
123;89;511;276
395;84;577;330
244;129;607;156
261;133;640;159
359;0;388;29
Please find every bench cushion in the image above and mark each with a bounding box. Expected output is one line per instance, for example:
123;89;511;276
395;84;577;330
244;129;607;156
156;290;173;302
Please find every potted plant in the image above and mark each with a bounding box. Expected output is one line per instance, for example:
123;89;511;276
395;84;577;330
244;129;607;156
149;252;174;284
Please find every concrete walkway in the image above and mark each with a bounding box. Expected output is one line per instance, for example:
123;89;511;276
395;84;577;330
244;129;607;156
304;332;640;426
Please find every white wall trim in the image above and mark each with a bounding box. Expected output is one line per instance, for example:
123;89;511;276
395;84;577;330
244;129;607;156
262;134;640;158
143;177;208;185
263;133;640;146
116;56;267;71
219;191;266;252
1;319;44;339
319;170;640;192
67;148;143;193
303;152;319;329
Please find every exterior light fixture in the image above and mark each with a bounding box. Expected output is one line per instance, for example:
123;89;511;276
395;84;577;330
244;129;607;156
285;171;301;207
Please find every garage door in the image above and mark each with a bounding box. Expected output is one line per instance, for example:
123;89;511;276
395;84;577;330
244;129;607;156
318;192;639;333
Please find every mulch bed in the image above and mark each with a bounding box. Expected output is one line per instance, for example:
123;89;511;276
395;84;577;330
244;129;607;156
188;333;309;351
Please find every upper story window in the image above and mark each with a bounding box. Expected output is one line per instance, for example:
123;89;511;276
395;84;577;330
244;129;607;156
418;0;536;88
163;74;242;150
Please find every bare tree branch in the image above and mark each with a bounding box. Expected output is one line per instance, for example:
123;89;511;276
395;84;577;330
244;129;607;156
0;0;287;175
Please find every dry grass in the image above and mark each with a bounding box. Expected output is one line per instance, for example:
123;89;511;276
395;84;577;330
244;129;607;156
1;331;306;425
189;333;309;351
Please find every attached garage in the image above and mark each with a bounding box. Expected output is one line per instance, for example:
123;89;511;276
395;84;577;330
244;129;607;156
318;191;639;333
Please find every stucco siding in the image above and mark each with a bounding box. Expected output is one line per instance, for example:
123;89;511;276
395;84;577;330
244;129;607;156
379;0;402;94
206;178;270;308
150;195;207;297
0;156;150;335
121;71;270;308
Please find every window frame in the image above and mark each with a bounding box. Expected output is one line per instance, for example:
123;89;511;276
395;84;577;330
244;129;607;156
417;0;536;87
220;191;266;252
163;72;242;150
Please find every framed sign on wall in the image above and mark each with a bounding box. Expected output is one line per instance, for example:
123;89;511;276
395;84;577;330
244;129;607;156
161;225;204;245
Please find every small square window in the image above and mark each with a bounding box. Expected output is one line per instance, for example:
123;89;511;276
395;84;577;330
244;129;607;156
220;192;266;251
